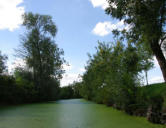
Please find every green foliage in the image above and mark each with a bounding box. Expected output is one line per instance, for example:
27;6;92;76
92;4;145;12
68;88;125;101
0;74;36;104
0;75;16;103
59;82;82;99
14;67;37;101
0;66;60;104
135;83;166;119
81;40;154;114
59;86;74;99
137;83;166;108
72;82;82;98
0;51;7;74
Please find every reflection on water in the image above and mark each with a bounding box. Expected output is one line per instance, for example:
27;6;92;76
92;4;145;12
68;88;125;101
0;99;163;128
56;99;93;104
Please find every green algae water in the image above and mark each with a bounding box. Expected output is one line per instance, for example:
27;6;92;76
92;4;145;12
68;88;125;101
0;99;163;128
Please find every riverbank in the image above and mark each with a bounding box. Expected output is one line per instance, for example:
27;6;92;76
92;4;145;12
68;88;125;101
0;99;164;128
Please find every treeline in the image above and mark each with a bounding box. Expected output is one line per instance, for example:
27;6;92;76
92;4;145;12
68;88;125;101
59;82;82;99
0;12;65;104
80;40;153;110
77;40;166;124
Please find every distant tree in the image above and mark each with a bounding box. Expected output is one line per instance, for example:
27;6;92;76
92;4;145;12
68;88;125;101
70;81;82;98
59;81;82;99
112;28;154;86
137;44;154;85
0;51;7;74
143;61;153;85
17;12;65;100
59;86;74;99
106;0;166;82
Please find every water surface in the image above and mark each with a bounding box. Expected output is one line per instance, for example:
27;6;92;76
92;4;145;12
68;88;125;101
0;99;163;128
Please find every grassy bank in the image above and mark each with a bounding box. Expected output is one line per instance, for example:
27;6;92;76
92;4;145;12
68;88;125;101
141;83;166;97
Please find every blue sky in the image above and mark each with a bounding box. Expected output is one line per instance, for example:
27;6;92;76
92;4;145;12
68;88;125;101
0;0;164;86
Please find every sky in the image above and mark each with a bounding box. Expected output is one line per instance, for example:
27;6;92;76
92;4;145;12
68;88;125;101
0;0;164;86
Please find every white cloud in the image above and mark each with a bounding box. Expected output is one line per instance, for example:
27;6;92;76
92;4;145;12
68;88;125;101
0;0;25;31
89;0;109;9
89;0;117;10
149;76;164;84
8;58;26;74
92;20;128;36
61;73;81;87
90;0;128;36
60;63;84;86
80;68;86;73
62;63;72;71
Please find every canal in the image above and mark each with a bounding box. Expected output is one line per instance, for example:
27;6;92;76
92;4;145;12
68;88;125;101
0;99;163;128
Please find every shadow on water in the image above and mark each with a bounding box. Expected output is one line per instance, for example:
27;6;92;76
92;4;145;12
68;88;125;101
55;99;93;104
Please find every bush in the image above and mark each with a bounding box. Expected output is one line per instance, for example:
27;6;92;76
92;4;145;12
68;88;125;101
0;75;36;104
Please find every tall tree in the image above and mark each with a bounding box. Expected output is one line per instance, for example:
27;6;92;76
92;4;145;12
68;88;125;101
106;0;166;82
17;12;65;98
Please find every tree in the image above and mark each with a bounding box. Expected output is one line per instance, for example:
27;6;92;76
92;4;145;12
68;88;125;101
137;44;154;85
59;86;74;99
17;12;65;100
81;39;154;113
106;0;166;82
142;58;154;85
0;51;7;74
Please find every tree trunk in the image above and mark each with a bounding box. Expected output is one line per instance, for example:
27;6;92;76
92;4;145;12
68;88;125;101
150;41;166;82
145;70;149;85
